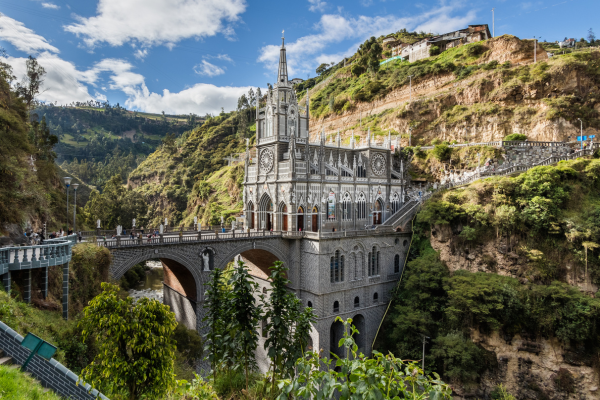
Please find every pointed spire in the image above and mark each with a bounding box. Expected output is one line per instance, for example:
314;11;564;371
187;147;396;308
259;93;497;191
277;30;288;84
336;129;340;147
388;130;391;149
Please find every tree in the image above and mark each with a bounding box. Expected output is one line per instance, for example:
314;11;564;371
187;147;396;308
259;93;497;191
264;261;316;390
277;317;452;400
588;28;596;44
581;241;599;286
79;283;177;400
227;260;262;390
316;63;329;76
202;268;228;380
16;56;46;112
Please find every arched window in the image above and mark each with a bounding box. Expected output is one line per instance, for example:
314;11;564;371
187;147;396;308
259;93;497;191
297;206;304;231
259;195;273;230
279;203;288;231
342;193;352;221
373;292;379;303
333;301;340;313
357;192;367;220
307;301;313;308
354;296;360;308
403;239;408;247
311;206;319;233
369;246;379;276
391;192;401;214
263;287;267;294
330;250;344;283
368;251;372;276
262;319;268;337
247;201;254;229
394;254;400;273
373;199;383;225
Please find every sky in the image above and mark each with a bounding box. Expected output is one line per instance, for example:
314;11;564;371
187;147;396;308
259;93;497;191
0;0;597;115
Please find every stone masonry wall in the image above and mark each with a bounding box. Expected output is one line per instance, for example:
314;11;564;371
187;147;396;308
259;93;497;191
0;320;108;400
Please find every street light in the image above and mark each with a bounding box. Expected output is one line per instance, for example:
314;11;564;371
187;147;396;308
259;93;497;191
578;118;583;150
491;8;495;37
72;183;79;233
63;177;72;233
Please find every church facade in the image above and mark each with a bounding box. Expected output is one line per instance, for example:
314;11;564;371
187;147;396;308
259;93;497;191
243;36;413;360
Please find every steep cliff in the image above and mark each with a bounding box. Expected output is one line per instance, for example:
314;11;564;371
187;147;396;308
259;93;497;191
376;158;600;399
301;35;600;146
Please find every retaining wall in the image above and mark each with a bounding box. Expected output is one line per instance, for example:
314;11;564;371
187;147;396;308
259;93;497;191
0;320;108;400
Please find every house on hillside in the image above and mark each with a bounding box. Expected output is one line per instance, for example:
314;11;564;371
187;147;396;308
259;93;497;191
400;24;492;63
559;38;576;48
290;78;304;84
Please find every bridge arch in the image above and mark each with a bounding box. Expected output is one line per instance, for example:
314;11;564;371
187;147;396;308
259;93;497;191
215;239;291;277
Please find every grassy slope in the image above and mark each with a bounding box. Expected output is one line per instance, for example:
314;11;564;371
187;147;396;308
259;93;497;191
302;35;600;144
129;111;253;226
0;365;63;400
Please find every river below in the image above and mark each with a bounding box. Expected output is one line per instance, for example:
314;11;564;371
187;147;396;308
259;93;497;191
128;260;165;303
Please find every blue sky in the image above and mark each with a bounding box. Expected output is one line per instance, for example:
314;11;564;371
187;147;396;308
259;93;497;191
0;0;597;115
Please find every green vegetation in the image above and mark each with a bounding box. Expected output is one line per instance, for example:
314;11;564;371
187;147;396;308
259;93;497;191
0;60;70;230
129;109;252;226
377;158;600;390
504;133;527;141
79;282;177;400
278;317;452;399
119;263;149;291
0;365;63;400
83;175;148;229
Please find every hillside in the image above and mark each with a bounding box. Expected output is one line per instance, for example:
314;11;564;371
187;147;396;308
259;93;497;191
35;104;204;189
0;64;83;236
376;158;600;399
300;35;600;146
127;110;253;227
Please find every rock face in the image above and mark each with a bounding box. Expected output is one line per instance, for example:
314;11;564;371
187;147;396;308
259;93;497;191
429;229;600;399
306;36;599;146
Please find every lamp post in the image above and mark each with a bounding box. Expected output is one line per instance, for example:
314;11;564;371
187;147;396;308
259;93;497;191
63;177;72;233
578;118;583;150
491;8;495;37
72;183;79;233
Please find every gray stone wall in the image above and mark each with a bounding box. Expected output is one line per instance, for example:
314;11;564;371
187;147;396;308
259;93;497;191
0;320;108;400
504;144;571;166
164;283;197;330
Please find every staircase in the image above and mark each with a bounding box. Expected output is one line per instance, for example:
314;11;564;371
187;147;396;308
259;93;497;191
376;199;420;231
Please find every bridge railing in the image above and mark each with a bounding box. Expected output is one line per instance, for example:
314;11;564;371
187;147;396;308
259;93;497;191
0;235;76;275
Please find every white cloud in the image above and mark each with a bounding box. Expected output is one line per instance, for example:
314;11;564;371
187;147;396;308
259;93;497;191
308;0;327;12
64;0;247;48
134;48;149;60
259;3;478;77
194;60;226;77
41;2;60;9
94;91;108;102
125;83;254;115
206;53;233;62
0;14;59;54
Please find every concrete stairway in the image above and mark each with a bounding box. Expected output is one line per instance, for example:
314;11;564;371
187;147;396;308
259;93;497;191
0;348;13;366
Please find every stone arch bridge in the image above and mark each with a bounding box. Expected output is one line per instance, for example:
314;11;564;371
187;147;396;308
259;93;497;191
104;231;303;332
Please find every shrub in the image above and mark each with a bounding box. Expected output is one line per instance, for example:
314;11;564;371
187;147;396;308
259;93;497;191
504;133;527;141
482;60;499;70
431;143;452;161
467;43;487;57
430;332;487;384
351;64;365;77
553;368;575;393
429;46;441;56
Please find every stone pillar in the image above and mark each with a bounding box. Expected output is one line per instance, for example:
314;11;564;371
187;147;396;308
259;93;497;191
41;267;48;299
23;269;32;304
2;271;11;294
159;234;164;244
62;262;69;320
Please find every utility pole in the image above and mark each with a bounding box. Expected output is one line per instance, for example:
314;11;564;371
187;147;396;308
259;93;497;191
422;336;430;372
492;8;495;37
578;118;583;150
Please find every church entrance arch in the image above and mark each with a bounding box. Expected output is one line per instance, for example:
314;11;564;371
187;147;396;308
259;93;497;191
259;195;273;231
247;202;255;229
330;319;345;359
311;206;319;232
279;203;288;231
297;206;304;231
373;199;383;225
